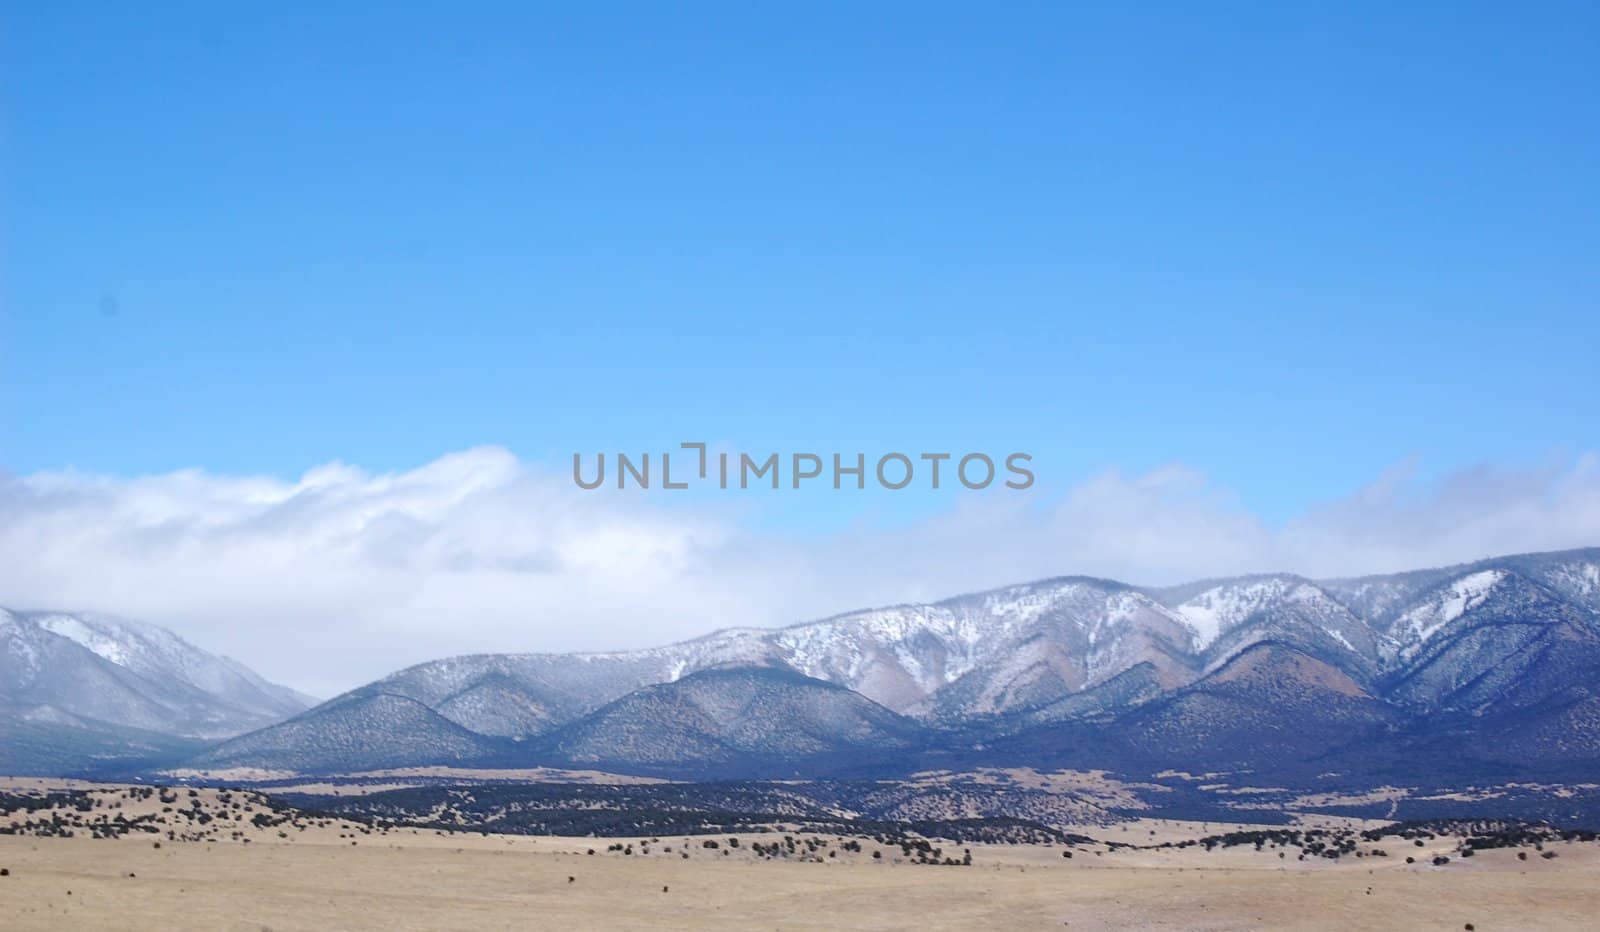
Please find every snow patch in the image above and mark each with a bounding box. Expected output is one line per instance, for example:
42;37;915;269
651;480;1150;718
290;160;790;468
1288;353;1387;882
1176;579;1293;651
1395;570;1506;653
38;614;133;667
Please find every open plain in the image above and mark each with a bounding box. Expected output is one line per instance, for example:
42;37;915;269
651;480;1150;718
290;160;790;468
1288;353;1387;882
2;783;1597;931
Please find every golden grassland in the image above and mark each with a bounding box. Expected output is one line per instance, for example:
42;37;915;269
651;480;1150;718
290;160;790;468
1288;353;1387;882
1;782;1597;930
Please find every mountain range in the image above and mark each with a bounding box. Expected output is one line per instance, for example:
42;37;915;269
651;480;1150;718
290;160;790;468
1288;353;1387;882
6;547;1600;785
0;609;316;774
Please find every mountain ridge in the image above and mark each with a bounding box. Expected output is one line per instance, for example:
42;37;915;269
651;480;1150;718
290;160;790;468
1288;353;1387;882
9;546;1600;782
149;546;1600;780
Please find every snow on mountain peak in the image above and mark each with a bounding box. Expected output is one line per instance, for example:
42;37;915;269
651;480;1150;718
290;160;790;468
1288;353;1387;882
1175;578;1298;651
1538;559;1600;609
1394;569;1507;655
1;607;315;747
37;614;137;667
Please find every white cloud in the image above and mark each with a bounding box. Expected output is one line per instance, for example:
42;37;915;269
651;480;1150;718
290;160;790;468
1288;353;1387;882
2;447;1598;696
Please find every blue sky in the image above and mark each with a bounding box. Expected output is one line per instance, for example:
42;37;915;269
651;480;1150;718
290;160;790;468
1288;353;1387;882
3;2;1597;530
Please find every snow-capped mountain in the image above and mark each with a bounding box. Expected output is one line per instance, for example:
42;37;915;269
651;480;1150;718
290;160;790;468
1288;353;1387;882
178;547;1600;779
316;552;1590;741
322;577;1208;739
1;608;315;774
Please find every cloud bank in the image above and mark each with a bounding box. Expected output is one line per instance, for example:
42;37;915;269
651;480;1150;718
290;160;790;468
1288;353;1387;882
3;447;1598;695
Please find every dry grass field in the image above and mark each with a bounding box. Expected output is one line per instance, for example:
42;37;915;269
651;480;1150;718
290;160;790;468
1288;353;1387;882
1;781;1597;930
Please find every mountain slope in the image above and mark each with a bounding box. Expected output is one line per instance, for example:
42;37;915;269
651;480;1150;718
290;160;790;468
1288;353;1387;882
152;545;1600;782
1113;642;1396;769
339;578;1214;741
1383;570;1600;713
186;693;503;774
0;711;206;776
534;665;926;776
0;608;315;773
986;642;1397;774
